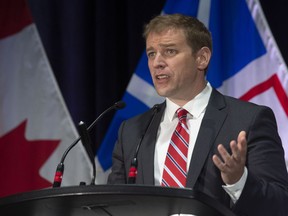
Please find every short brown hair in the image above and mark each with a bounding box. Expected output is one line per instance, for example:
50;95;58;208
143;13;212;54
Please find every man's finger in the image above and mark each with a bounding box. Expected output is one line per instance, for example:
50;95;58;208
217;144;231;162
212;154;228;172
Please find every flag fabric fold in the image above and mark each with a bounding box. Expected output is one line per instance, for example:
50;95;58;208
96;0;288;183
0;0;91;197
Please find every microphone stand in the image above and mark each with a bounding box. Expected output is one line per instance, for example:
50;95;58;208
127;104;159;184
52;101;126;188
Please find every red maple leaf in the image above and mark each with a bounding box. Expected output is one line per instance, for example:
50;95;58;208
0;120;60;197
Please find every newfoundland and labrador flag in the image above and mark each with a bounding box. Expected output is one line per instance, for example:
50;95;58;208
0;0;90;197
96;0;288;183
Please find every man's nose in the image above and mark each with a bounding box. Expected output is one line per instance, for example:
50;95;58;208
152;53;166;69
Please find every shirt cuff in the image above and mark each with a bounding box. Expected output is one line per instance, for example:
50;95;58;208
222;167;248;203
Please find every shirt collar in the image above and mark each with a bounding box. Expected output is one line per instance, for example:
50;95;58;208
165;82;212;122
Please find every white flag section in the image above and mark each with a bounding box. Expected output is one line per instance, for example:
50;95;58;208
0;1;90;197
97;0;288;184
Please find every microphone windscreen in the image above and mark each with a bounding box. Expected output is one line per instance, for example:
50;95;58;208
152;104;160;112
114;101;126;110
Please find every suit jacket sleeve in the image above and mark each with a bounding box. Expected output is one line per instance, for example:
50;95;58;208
233;106;288;216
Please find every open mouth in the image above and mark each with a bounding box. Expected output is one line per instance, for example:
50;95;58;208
156;74;169;80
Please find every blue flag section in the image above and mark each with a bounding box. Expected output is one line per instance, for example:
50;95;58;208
208;0;266;88
97;0;288;177
163;0;199;16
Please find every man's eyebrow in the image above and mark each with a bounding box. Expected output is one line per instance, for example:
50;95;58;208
159;43;177;48
146;43;177;52
146;47;154;53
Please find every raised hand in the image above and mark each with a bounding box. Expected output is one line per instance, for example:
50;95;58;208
212;131;247;185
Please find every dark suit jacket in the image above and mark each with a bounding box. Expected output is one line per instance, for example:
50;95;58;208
108;89;288;216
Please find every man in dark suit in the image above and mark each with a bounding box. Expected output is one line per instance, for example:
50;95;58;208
108;14;288;215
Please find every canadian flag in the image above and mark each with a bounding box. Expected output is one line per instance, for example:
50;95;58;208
0;0;90;197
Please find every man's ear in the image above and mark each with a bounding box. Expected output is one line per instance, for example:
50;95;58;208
196;47;211;71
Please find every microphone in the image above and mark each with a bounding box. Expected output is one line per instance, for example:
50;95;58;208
127;104;160;184
78;121;96;185
52;101;126;188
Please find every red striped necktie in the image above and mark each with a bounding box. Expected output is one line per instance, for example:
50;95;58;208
161;108;190;188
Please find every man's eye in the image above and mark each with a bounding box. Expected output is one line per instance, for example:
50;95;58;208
165;49;176;56
147;52;156;58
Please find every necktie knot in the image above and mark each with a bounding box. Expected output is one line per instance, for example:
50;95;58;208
176;108;188;124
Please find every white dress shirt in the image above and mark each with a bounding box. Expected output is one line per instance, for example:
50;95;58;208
154;82;247;206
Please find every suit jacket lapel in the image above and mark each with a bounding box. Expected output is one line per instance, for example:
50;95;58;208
186;89;227;189
137;103;166;185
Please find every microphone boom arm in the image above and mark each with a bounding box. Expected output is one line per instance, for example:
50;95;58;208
52;101;126;188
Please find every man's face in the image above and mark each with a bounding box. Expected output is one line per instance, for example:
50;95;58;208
146;28;206;105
